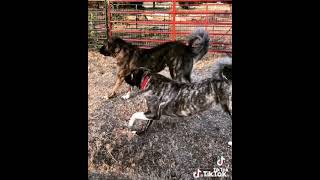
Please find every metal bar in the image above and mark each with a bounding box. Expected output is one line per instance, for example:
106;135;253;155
137;46;232;54
108;0;232;2
110;10;231;15
107;0;112;38
172;0;176;41
208;50;232;53
123;38;168;43
111;29;231;36
88;20;107;22
104;0;109;39
205;0;208;31
109;20;232;25
89;29;108;31
122;38;231;45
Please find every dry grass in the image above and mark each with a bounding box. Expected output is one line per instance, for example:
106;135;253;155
88;51;232;179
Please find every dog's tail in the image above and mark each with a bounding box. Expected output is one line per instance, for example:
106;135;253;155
188;28;210;62
212;56;232;80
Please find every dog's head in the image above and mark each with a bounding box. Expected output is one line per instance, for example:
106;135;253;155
99;37;124;57
125;68;151;88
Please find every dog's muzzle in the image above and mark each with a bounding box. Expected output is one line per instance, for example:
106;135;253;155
99;45;110;56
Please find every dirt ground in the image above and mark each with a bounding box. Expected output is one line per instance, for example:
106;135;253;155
88;51;232;179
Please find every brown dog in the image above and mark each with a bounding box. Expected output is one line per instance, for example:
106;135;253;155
99;28;209;99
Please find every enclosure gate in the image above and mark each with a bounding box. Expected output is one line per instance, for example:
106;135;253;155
89;0;232;54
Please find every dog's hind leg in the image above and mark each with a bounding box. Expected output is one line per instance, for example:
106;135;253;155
170;60;193;83
182;62;193;83
221;104;232;119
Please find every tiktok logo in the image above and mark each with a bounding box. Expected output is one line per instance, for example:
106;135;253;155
192;156;229;178
193;168;203;178
217;156;225;166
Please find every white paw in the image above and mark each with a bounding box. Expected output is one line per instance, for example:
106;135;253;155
128;118;135;128
121;93;130;100
228;141;232;146
131;131;137;134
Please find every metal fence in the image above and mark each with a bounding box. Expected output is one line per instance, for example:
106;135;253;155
88;0;108;49
88;0;232;54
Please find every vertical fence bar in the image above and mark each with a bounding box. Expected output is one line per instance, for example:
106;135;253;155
104;0;109;40
171;0;176;41
205;0;208;31
107;0;112;39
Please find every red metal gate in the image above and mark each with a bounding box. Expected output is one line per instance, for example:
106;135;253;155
107;0;232;54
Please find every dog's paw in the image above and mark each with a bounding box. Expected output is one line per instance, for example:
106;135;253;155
128;119;134;129
107;92;116;99
121;93;130;100
136;130;147;135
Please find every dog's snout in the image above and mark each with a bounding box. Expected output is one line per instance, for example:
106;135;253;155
99;45;106;54
99;45;111;56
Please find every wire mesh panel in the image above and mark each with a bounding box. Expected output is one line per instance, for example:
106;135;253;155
88;0;108;49
172;0;232;53
101;0;231;54
108;1;173;48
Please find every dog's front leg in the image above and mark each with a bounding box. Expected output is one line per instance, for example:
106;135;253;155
136;120;154;135
128;111;155;135
128;112;151;128
121;86;133;100
136;101;167;135
134;103;166;135
108;76;124;99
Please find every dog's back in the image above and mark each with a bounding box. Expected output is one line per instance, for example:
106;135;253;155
146;76;228;117
136;41;191;72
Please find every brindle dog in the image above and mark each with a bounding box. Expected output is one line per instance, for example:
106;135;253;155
99;28;209;99
125;57;232;135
